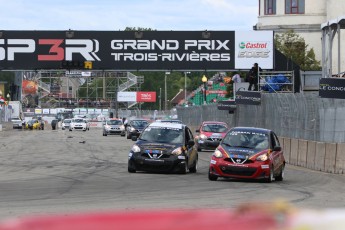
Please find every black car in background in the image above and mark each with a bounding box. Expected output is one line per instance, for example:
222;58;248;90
126;119;149;139
128;122;198;174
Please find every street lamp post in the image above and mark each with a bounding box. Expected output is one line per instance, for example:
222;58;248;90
184;72;190;105
159;88;162;111
202;75;207;104
164;72;170;111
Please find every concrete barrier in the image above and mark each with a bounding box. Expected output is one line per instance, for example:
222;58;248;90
335;143;345;174
282;137;291;164
314;142;326;171
298;140;308;167
324;143;337;173
306;141;316;170
290;139;299;165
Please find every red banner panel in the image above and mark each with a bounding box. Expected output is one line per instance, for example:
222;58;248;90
136;92;156;102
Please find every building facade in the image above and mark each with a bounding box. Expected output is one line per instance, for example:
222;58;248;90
256;0;345;74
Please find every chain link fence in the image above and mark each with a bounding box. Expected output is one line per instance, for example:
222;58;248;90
177;92;345;143
2;92;344;143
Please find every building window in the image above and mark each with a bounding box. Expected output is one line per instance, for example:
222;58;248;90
285;0;305;14
265;0;276;15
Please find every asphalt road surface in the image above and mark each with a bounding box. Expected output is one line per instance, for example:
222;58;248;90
0;127;345;220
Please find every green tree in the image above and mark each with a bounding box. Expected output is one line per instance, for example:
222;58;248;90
275;30;321;71
0;72;15;95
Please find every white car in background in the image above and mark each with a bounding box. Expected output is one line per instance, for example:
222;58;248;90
69;118;88;131
83;119;90;130
61;119;72;130
11;117;24;129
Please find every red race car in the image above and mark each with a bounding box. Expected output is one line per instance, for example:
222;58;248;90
195;121;229;151
208;127;285;182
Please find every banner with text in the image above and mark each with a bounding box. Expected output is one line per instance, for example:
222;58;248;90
319;78;345;99
0;30;273;70
117;91;156;102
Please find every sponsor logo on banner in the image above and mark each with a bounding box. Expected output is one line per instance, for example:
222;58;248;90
117;91;157;102
117;92;137;102
235;91;261;105
35;108;42;114
319;78;345;99
217;100;237;111
235;31;273;69
137;92;156;102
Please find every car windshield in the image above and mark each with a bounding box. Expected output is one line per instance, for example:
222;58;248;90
222;131;269;151
202;124;227;133
28;120;37;124
73;119;84;123
63;120;71;123
140;126;183;144
131;120;148;127
107;120;122;125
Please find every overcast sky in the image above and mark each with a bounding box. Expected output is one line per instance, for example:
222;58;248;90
0;0;258;31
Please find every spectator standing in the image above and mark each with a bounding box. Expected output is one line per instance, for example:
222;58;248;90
231;72;242;83
247;63;262;91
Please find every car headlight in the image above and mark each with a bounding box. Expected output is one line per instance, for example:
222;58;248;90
256;153;268;161
200;134;207;140
212;149;223;158
119;125;125;131
131;144;141;153
129;127;136;132
171;147;182;155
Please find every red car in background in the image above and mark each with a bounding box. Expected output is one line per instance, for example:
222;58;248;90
195;121;229;151
208;127;285;183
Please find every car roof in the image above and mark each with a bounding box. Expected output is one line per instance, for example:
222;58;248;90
202;121;227;125
149;121;184;129
160;119;182;123
230;126;271;134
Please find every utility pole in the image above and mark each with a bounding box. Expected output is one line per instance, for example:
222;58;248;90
159;87;161;111
184;71;190;105
164;72;170;111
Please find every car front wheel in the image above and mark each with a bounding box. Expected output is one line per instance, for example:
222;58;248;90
275;164;284;181
264;166;274;183
180;161;188;174
189;158;198;173
128;160;136;173
208;170;218;181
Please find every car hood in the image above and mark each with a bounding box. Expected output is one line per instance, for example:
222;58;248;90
107;125;122;128
136;141;180;153
221;145;263;157
72;123;86;125
131;125;147;130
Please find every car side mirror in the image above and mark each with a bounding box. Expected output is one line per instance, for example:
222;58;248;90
131;136;138;141
273;146;282;151
195;129;200;133
188;140;195;146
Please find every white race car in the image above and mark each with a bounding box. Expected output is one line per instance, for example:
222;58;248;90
69;118;88;131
